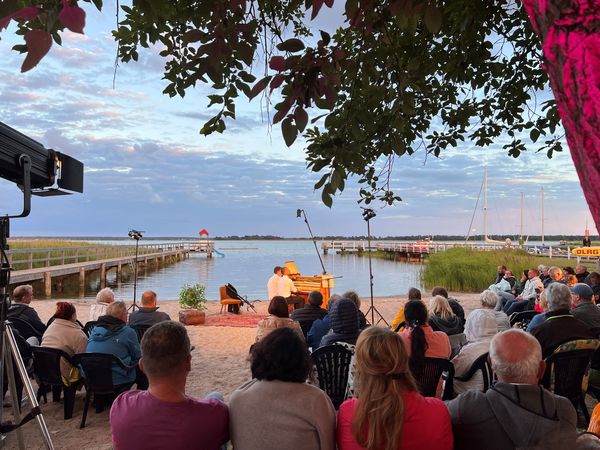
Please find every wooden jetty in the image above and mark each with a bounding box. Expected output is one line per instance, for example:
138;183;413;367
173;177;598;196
7;241;210;296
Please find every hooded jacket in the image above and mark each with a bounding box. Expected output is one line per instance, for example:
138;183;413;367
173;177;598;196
429;313;464;335
447;382;577;450
319;299;359;347
86;315;141;385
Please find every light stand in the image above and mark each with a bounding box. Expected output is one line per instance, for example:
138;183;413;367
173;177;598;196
296;209;327;275
127;230;143;312
362;208;388;327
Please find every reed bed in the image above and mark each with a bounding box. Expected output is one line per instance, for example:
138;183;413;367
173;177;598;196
422;248;577;292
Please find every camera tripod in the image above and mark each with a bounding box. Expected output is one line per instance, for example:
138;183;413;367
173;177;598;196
361;209;389;327
0;217;54;449
127;229;144;312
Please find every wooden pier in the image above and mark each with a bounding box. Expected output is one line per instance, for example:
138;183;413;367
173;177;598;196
7;242;201;296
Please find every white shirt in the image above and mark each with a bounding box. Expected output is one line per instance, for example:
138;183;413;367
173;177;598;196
278;275;297;297
267;274;280;300
521;276;544;301
89;302;109;322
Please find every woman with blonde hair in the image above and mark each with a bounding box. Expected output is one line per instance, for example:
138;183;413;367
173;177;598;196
337;327;452;450
428;295;464;335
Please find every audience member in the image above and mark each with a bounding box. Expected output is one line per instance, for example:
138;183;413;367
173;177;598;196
8;284;46;339
576;264;591;285
590;272;600;303
447;329;577;450
266;266;282;300
543;266;564;288
539;265;550;284
337;327;452;450
110;321;229;450
503;270;517;290
128;290;171;328
478;290;510;332
307;294;340;348
563;266;578;286
503;268;544;315
87;301;141;388
452;309;497;395
41;302;87;381
255;296;303;342
431;287;465;324
229;328;335;450
319;298;360;348
342;291;367;330
428;295;464;335
279;266;305;310
531;283;594;358
89;287;115;322
390;287;421;331
571;283;600;330
399;300;451;369
493;265;507;284
290;291;328;338
526;291;549;332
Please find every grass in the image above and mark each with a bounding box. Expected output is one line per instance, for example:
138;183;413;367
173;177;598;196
421;247;584;292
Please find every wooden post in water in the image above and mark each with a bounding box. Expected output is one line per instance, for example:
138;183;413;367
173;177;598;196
79;267;85;291
100;263;106;288
116;263;122;282
44;272;51;297
28;252;32;269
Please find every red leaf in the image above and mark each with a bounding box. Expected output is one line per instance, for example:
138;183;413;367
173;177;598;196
58;0;86;34
311;0;325;19
21;30;52;72
0;7;40;31
324;0;334;7
270;74;285;91
269;56;286;72
248;76;271;100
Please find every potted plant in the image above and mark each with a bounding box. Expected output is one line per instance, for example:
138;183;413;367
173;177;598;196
178;283;207;325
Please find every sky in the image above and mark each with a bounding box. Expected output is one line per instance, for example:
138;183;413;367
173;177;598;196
0;2;596;239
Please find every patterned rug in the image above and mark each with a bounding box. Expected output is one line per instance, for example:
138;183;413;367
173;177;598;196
202;312;268;328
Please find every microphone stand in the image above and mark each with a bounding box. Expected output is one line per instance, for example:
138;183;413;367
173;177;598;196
296;209;327;275
362;208;388;326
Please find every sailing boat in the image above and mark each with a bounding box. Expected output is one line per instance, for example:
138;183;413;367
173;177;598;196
465;167;508;244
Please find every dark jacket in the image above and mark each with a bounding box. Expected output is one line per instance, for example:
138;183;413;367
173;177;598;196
576;271;590;284
7;303;47;338
307;316;331;349
447;382;577;450
448;298;465;324
503;276;517;289
571;302;600;331
531;309;595;358
429;314;464;335
291;305;328;338
319;299;359;348
128;307;170;328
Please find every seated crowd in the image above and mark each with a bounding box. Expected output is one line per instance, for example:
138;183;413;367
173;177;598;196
9;263;600;449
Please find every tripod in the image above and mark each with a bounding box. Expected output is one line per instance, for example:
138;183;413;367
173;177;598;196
361;209;388;327
127;230;143;312
0;217;54;449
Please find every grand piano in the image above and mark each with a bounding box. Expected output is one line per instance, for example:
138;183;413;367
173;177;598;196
284;261;334;308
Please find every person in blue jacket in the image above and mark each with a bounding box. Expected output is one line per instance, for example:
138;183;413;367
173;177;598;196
87;301;141;388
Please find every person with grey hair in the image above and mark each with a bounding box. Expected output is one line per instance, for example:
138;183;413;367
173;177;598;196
571;283;600;329
447;329;578;449
531;283;594;358
290;291;328;339
543;266;565;288
307;294;341;348
89;287;115;321
477;290;510;332
8;284;46;339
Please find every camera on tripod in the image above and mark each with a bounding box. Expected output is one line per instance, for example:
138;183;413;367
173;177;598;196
128;229;143;240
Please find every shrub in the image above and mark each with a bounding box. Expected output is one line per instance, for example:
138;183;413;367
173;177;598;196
179;283;207;310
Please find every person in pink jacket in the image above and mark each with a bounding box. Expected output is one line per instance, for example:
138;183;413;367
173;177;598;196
337;327;453;450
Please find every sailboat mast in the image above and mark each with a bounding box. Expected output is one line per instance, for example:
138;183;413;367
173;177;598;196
541;187;545;245
484;167;488;241
520;192;524;240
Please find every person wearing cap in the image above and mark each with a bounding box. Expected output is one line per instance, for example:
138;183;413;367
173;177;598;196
571;283;600;330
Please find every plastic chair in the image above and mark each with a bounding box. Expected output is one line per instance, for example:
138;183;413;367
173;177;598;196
130;324;151;342
454;352;494;393
72;353;136;428
542;339;600;425
311;344;354;409
31;347;79;420
83;321;98;337
448;333;467;358
219;285;242;314
509;310;540;329
410;357;455;400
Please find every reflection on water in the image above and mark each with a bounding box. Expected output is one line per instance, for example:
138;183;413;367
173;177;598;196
30;240;424;302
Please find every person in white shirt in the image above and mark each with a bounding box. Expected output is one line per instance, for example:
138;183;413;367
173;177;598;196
89;287;115;322
267;266;283;300
279;266;305;310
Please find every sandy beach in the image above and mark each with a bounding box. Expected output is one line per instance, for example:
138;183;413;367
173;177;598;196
5;293;482;449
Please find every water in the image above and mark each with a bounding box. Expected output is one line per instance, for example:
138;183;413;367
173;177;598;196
30;240;424;302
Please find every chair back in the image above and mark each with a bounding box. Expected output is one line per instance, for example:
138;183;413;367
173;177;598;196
509;310;540;328
73;353;122;394
410;357;454;400
32;347;74;387
454;352;494;392
543;339;600;405
8;317;42;341
131;324;151;342
448;333;467;358
83;321;98;337
311;344;354;409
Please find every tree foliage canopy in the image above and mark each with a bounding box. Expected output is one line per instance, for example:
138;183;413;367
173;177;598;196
1;0;562;207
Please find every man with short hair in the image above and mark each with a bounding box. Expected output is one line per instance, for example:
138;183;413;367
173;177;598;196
571;283;600;329
543;266;564;288
291;291;328;338
447;329;577;449
8;284;46;339
87;301;141;388
493;265;507;284
110;321;229;449
89;287;115;322
266;266;282;300
128;290;171;328
576;264;591;285
279;266;305;310
532;283;594;358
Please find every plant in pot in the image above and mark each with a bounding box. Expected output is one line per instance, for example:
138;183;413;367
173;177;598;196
178;283;207;325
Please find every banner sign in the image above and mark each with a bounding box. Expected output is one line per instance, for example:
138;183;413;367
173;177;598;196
572;247;600;257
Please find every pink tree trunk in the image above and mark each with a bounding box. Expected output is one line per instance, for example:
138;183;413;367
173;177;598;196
522;0;600;235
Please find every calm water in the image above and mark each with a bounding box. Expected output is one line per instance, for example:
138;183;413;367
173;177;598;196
31;240;424;302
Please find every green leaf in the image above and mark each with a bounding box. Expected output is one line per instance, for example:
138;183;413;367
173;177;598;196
281;118;298;147
530;128;540;143
321;187;333;208
276;38;305;53
314;173;329;190
423;5;442;34
294;106;309;132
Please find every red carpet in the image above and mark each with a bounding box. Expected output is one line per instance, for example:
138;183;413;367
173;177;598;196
202;313;268;328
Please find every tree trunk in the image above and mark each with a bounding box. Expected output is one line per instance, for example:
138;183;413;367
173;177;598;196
522;0;600;234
